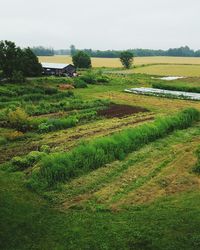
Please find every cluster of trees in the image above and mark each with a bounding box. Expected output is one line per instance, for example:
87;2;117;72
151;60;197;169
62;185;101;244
0;41;42;81
71;45;134;69
71;50;134;69
31;46;54;56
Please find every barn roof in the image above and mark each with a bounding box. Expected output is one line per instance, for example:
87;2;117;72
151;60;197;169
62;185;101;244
41;62;71;69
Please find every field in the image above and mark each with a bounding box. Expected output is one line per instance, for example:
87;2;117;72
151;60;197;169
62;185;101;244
1;70;200;249
39;55;200;76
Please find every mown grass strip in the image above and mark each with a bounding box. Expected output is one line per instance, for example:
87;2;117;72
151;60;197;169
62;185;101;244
29;108;200;191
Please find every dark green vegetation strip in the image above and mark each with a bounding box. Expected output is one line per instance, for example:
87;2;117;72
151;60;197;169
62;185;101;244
193;146;200;173
152;82;200;93
29;108;200;190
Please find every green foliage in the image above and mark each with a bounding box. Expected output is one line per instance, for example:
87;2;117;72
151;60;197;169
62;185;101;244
0;136;7;145
11;71;25;83
11;151;47;170
80;71;97;84
193;146;200;173
28;108;200;190
73;78;88;88
40;145;51;154
0;40;42;79
153;82;200;93
72;51;92;69
38;116;78;133
120;51;134;69
7;108;30;131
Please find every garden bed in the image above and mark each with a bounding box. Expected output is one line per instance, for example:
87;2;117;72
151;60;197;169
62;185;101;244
97;104;149;118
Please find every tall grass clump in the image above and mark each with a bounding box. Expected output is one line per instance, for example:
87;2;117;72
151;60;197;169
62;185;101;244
29;108;200;190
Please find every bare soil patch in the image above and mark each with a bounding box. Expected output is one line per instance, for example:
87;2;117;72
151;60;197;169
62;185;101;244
98;104;149;118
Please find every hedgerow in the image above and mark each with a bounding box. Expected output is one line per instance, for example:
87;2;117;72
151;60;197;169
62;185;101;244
28;108;200;191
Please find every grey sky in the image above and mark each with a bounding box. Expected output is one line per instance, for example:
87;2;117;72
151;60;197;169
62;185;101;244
1;0;199;50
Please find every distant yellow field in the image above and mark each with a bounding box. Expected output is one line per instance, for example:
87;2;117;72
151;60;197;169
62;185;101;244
133;64;200;77
38;56;200;68
38;55;200;76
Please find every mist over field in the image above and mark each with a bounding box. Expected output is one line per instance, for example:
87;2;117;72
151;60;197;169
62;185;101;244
1;0;200;50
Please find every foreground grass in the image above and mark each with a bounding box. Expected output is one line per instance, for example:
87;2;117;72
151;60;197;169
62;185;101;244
1;169;200;250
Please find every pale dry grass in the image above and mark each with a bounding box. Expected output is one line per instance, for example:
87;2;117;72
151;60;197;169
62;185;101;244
133;64;200;77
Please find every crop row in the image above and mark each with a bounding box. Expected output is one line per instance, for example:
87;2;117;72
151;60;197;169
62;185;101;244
152;82;200;93
28;108;200;191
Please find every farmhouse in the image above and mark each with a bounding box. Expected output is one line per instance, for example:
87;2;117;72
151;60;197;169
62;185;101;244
41;62;76;77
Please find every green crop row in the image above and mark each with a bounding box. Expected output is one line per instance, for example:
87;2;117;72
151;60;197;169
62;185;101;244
152;82;200;93
28;108;200;191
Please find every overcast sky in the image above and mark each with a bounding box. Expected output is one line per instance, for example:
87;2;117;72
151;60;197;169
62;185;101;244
1;0;199;50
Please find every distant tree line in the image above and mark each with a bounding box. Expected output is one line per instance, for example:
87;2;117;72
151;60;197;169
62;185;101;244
31;44;200;58
81;46;200;58
31;46;55;56
63;45;200;58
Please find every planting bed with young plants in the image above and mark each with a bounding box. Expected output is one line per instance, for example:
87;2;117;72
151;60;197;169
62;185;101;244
1;71;200;250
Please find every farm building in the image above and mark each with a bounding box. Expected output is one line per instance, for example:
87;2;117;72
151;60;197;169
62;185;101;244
41;63;76;77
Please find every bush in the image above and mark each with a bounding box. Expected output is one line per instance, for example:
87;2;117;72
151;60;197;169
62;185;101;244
97;76;109;83
80;71;97;84
72;51;91;69
5;131;24;141
7;107;30;131
43;87;58;95
73;78;87;88
0;136;7;145
40;145;51;153
11;151;47;170
11;70;25;83
28;108;199;190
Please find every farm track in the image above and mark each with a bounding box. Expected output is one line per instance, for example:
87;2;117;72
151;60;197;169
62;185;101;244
56;124;200;210
0;113;154;163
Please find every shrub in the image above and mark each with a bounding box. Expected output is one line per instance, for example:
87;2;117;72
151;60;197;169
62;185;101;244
72;51;91;68
11;151;47;170
28;108;199;190
96;76;109;83
0;136;7;145
7;107;30;131
40;145;51;153
5;131;24;141
43;87;58;95
73;78;87;88
11;70;25;83
80;71;97;84
38;123;53;133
